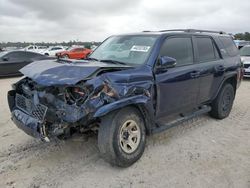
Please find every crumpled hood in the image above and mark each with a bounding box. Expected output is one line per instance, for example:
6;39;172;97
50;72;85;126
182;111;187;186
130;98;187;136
20;59;131;86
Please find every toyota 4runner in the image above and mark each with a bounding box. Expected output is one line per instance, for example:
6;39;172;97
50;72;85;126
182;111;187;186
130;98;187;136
8;29;243;167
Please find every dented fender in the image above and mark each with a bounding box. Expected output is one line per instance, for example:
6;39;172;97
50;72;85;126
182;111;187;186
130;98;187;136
93;95;150;118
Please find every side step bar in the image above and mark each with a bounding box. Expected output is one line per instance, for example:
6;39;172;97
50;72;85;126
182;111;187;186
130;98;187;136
152;105;211;134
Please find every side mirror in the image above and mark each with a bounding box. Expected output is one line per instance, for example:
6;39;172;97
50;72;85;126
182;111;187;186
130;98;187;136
156;56;176;72
2;57;9;61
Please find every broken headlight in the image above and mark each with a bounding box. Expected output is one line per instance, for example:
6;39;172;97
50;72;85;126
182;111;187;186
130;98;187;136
65;86;88;105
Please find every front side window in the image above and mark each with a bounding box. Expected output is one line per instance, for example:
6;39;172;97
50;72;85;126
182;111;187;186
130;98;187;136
196;37;219;62
160;37;194;66
89;35;158;65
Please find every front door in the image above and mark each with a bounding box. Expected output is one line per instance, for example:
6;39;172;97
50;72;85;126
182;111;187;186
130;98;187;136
155;36;200;119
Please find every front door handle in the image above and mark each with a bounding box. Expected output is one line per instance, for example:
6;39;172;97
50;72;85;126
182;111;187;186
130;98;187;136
190;71;200;78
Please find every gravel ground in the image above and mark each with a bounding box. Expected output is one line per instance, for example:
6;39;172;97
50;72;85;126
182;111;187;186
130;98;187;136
0;77;249;188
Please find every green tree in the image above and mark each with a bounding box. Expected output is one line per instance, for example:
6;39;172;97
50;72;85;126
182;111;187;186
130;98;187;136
234;32;250;41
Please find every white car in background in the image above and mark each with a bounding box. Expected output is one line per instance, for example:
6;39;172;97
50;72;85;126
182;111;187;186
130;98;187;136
22;45;38;52
42;46;65;56
240;45;250;77
22;45;48;54
37;46;48;53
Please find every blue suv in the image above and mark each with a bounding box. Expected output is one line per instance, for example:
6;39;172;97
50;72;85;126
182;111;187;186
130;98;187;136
8;29;243;167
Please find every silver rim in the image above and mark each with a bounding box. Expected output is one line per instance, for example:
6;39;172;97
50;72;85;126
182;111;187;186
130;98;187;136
119;120;141;154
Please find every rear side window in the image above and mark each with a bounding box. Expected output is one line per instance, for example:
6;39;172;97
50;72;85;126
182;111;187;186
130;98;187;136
6;52;27;58
74;48;84;51
25;52;42;58
196;37;219;62
219;36;239;56
160;37;194;66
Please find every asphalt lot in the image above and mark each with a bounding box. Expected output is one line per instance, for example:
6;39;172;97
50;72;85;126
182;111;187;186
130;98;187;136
0;77;249;188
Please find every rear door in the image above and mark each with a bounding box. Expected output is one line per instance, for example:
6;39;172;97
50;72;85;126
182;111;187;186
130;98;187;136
193;36;224;104
155;36;200;118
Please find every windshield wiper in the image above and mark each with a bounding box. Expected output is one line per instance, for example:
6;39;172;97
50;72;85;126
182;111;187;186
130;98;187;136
100;59;127;65
84;57;99;61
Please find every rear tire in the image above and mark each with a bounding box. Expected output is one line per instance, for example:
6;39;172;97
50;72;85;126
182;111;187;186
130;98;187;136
210;83;235;119
98;107;146;167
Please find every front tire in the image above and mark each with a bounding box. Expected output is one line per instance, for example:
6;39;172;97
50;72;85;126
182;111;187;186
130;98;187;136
210;83;235;119
98;107;146;167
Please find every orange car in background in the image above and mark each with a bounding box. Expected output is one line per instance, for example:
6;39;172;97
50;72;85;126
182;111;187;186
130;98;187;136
56;47;92;59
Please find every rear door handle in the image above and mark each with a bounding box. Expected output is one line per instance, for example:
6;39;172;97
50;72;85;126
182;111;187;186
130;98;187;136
215;65;225;72
190;71;200;78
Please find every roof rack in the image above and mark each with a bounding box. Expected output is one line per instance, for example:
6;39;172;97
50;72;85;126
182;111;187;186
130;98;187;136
158;29;226;34
142;29;226;34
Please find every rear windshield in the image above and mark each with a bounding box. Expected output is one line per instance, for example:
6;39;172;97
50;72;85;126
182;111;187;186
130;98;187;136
219;36;239;56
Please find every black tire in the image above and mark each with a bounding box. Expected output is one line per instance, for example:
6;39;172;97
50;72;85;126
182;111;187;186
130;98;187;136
210;83;235;119
98;107;146;167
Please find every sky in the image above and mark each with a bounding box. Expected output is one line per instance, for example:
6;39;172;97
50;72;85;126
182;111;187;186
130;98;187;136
0;0;249;42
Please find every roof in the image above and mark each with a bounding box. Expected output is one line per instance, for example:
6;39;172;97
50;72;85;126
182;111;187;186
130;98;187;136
118;29;229;37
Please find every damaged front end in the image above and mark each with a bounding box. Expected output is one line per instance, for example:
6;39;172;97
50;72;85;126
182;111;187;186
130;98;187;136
7;59;154;141
8;76;119;141
8;68;153;141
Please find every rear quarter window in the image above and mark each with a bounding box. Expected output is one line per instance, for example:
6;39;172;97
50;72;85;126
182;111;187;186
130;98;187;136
219;36;239;56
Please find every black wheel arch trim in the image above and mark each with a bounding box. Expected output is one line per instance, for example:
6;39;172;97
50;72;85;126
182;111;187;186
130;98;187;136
212;72;238;101
94;95;155;135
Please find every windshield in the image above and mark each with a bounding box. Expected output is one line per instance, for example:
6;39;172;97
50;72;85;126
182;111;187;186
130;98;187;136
0;51;8;58
89;35;158;65
240;46;250;56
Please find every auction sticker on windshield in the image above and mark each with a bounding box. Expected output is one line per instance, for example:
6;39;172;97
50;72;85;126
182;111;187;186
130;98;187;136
131;45;150;52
